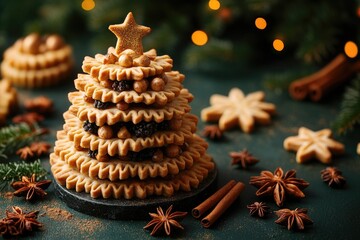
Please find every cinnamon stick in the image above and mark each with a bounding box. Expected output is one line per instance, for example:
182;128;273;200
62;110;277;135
289;54;349;100
309;60;360;101
201;182;245;228
192;180;236;218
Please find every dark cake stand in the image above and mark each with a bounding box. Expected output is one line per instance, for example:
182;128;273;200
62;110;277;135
53;168;217;220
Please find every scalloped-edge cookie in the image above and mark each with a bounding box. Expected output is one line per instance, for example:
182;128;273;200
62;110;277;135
82;49;173;81
63;111;197;156
50;151;214;199
1;34;74;88
68;89;192;125
0;79;18;125
54;130;207;180
1;60;73;88
3;44;72;70
74;71;184;105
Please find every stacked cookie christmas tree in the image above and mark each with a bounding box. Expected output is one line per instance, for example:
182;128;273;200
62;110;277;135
50;13;215;200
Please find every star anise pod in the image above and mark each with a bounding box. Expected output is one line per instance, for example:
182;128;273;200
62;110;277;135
247;201;270;218
5;206;43;234
202;125;223;140
11;174;52;201
321;167;346;187
249;167;309;207
30;142;51;156
16;146;35;160
230;149;259;168
0;218;20;237
12;112;44;126
275;208;313;231
24;96;54;115
144;205;187;236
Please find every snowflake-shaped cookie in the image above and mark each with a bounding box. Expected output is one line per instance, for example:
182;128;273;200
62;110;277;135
283;127;345;164
201;88;276;132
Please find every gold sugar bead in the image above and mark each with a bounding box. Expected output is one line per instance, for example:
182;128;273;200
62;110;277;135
116;102;129;110
98;125;113;139
134;55;150;67
45;34;64;51
22;33;41;54
100;80;113;88
150;77;165;91
117;126;131;139
133;80;148;93
165;144;181;158
118;54;133;67
152;150;164;162
103;53;118;64
169;118;182;130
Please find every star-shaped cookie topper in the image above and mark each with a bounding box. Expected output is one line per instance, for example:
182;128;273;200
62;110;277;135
283;127;345;164
201;88;276;132
109;12;151;56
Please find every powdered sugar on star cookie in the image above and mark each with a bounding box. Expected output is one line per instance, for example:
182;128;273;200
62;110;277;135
283;127;345;164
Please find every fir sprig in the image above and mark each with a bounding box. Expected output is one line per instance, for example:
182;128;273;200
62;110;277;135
0;123;47;159
0;159;48;190
333;76;360;134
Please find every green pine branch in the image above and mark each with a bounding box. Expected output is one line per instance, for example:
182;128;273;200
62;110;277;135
333;76;360;134
0;123;47;159
0;159;48;190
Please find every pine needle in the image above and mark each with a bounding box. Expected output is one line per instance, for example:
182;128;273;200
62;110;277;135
0;123;47;159
0;159;48;190
333;76;360;134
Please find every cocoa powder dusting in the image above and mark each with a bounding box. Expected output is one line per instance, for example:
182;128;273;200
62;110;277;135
43;206;73;221
73;218;103;235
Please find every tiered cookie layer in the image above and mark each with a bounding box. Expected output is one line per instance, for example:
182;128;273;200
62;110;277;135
1;34;73;88
50;48;215;199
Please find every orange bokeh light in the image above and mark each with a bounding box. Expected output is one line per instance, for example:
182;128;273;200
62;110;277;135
273;39;284;51
209;0;221;10
191;30;208;46
344;41;358;58
82;0;95;11
255;17;267;30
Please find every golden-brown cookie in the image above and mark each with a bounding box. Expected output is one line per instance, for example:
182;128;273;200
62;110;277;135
1;61;73;88
82;49;172;81
74;71;184;105
1;33;73;88
68;89;192;125
0;79;18;125
54;130;207;180
283;127;345;164
2;43;72;70
50;151;214;199
63;111;197;156
49;12;216;201
201;88;276;132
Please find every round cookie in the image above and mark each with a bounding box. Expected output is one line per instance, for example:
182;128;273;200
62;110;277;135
1;33;74;88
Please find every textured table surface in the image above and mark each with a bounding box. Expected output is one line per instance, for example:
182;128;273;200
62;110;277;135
1;52;359;240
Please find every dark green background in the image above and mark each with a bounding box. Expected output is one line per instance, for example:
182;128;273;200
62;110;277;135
1;44;360;240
